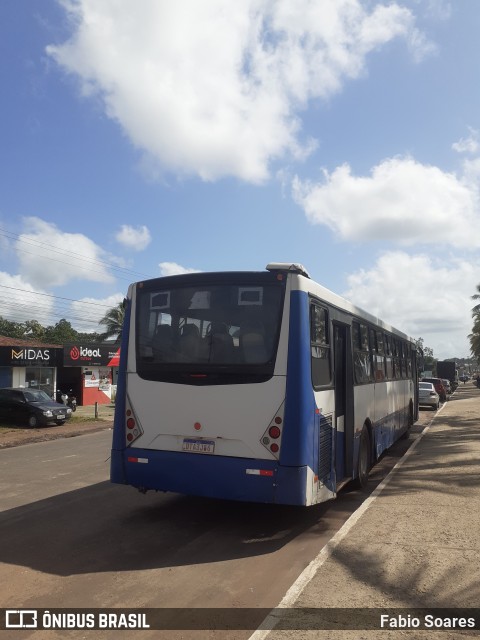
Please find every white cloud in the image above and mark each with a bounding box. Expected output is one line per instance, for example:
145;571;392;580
452;128;479;155
158;262;201;277
70;293;125;333
47;0;431;183
16;217;114;288
343;251;476;358
0;272;55;325
0;233;10;257
422;0;452;22
293;156;480;248
115;224;151;251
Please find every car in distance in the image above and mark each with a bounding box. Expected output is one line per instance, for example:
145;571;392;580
0;388;73;428
418;382;440;410
441;378;452;395
421;377;447;402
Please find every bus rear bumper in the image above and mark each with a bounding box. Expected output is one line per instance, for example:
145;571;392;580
110;448;309;506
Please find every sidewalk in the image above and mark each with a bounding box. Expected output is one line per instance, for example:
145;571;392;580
258;384;480;639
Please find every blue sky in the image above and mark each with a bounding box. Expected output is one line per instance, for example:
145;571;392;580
1;0;479;358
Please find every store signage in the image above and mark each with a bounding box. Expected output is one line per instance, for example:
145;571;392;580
63;344;120;367
0;346;61;367
12;348;50;361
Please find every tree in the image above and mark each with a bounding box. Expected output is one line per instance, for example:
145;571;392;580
469;307;480;362
472;283;480;315
99;302;125;343
0;315;107;344
44;319;78;344
76;330;104;343
415;337;436;373
0;316;25;339
23;320;46;341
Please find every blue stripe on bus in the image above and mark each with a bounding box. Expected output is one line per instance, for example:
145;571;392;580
110;298;131;474
372;406;410;458
280;289;337;495
111;448;309;506
280;290;316;468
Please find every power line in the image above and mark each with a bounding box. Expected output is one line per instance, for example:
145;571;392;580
0;226;155;281
0;284;118;309
0;285;124;330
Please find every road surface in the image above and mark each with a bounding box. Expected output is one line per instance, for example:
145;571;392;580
0;409;434;639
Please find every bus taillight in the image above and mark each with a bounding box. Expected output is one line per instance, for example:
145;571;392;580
260;401;285;459
125;398;144;446
268;426;281;439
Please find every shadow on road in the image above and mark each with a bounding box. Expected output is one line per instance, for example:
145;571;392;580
0;478;363;577
2;386;477;581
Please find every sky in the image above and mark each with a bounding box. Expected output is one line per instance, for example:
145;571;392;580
1;0;479;359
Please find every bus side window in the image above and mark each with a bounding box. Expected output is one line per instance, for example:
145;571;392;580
353;321;372;384
310;303;331;387
374;330;386;381
385;334;394;379
393;339;402;379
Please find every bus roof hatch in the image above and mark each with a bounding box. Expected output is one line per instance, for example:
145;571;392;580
266;263;310;278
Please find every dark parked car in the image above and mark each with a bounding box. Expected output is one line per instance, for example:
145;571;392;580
421;377;447;402
0;388;72;428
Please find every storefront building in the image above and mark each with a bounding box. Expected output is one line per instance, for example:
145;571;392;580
62;343;120;405
0;336;63;397
0;336;120;405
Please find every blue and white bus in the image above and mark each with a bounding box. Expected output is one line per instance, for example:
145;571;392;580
111;263;418;506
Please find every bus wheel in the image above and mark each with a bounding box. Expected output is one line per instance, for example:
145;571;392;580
355;426;371;489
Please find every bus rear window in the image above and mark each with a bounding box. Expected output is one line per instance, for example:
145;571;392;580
135;277;285;383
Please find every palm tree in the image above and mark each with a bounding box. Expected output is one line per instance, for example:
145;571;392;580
469;314;480;361
472;283;480;315
99;302;125;343
470;285;480;361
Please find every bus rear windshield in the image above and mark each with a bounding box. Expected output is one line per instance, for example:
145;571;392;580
135;274;285;384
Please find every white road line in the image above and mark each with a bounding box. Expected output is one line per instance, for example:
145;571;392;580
249;419;436;640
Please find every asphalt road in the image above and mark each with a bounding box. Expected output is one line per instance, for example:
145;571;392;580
0;409;435;640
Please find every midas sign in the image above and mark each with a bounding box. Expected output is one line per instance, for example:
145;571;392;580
11;348;50;362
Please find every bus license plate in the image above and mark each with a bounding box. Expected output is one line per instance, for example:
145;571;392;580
182;438;215;454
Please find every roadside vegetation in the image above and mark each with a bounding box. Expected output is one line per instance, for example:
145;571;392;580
0;302;123;344
469;284;480;363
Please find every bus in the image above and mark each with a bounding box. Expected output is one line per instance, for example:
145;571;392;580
111;263;418;506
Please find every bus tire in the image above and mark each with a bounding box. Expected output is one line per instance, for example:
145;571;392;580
354;426;371;489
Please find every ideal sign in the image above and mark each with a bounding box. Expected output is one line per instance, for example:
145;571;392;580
63;344;120;367
69;346;101;360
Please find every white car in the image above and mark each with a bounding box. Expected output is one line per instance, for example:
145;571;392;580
441;379;452;395
418;382;440;411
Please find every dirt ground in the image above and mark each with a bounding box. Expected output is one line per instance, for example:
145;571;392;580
0;416;113;449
